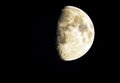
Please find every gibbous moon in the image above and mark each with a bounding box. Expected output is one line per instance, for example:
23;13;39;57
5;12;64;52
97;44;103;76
57;6;95;61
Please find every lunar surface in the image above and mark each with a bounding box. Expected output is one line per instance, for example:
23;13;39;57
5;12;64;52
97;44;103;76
57;6;95;61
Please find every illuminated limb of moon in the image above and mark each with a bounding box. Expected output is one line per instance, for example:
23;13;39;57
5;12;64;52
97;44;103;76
57;6;95;61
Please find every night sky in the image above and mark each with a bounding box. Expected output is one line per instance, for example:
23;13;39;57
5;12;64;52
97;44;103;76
32;0;107;72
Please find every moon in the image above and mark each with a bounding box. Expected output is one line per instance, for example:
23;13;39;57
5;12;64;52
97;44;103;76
57;6;95;61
